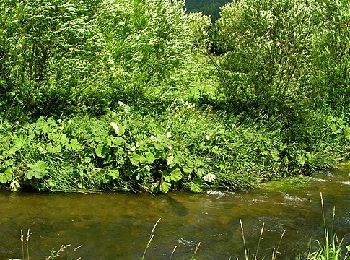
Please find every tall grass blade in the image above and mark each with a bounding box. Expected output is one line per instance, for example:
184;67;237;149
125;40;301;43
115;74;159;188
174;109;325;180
141;218;161;260
240;219;249;260
254;222;265;260
20;229;25;260
26;229;31;260
191;242;201;259
170;245;177;260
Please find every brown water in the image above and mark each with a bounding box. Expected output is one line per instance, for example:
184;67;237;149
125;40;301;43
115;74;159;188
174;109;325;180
0;166;349;259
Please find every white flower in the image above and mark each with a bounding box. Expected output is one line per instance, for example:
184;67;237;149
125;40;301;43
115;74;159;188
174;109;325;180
166;132;172;138
110;122;120;135
167;155;174;166
203;173;216;183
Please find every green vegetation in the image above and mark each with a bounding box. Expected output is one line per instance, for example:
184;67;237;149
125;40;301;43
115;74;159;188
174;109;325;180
0;0;349;193
303;193;350;260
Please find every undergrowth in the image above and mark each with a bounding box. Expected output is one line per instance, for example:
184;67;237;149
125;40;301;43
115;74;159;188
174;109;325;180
0;0;349;193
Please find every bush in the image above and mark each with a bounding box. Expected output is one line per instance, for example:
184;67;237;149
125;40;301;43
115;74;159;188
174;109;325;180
0;0;194;119
215;0;350;117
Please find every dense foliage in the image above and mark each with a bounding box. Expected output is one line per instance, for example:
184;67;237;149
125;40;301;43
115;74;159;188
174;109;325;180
0;0;349;193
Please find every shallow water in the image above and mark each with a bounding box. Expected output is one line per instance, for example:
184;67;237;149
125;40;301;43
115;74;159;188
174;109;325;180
0;166;349;259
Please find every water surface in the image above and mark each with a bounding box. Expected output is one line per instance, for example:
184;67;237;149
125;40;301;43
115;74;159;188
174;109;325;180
0;166;349;259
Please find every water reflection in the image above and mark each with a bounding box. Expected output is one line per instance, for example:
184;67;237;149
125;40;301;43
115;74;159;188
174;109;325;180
0;166;349;259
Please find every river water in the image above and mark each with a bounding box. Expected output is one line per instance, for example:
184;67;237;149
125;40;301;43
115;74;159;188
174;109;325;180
0;165;349;259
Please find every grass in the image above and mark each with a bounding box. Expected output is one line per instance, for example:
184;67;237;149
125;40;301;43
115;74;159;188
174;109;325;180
302;193;350;260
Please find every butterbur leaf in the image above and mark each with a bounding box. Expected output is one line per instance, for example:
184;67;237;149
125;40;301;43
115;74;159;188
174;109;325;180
160;181;171;193
154;143;165;151
170;168;182;182
46;143;61;154
108;170;119;180
69;139;82;151
130;154;145;166
0;168;13;184
107;137;124;147
183;167;192;174
145;152;155;163
26;161;48;180
190;182;202;193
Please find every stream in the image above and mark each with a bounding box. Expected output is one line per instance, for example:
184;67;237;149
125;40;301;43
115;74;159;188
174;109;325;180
0;165;349;259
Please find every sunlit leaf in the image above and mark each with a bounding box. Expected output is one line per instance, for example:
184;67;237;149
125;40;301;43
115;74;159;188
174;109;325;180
160;181;171;193
0;168;13;184
26;161;48;180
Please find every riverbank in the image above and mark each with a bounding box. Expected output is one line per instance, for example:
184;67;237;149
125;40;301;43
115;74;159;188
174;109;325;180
1;105;349;193
1;0;349;193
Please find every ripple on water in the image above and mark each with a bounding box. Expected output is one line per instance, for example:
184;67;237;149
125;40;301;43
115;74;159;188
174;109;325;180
206;190;225;199
283;194;308;203
339;181;350;186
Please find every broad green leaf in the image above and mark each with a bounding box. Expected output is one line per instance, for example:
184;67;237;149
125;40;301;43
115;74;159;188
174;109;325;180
46;143;62;154
0;168;13;184
183;167;193;174
196;168;205;177
107;137;124;147
130;154;145;166
170;168;182;182
145;152;155;163
160;181;171;193
154;143;165;151
69;139;82;151
190;182;202;193
108;170;119;180
26;161;48;180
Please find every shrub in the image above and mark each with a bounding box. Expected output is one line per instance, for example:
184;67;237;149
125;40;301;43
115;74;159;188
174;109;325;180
215;0;350;117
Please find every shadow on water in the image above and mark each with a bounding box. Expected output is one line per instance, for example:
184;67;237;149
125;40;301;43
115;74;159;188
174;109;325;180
0;165;349;259
163;194;189;217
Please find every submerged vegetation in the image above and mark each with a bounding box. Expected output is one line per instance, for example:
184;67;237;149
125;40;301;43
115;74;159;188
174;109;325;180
0;0;349;193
